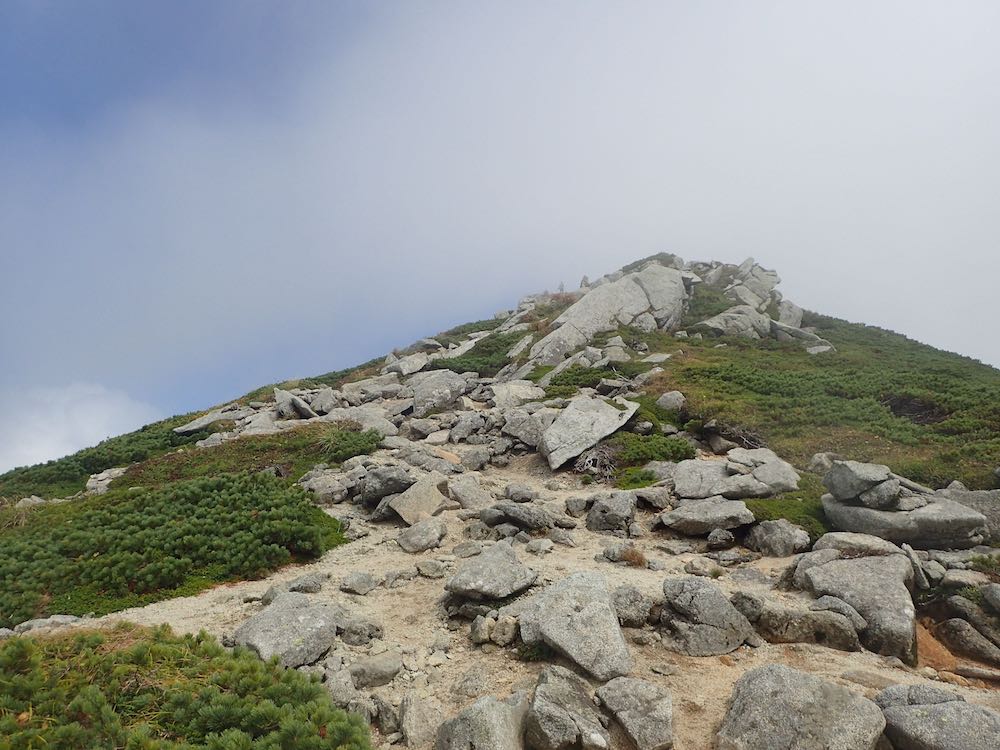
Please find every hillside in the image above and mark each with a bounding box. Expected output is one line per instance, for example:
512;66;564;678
3;254;1000;749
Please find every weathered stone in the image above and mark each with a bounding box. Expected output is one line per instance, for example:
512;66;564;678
340;571;379;595
858;478;902;509
539;396;639;469
389;472;452;525
436;696;525;750
274;387;318;419
716;665;884;750
596;677;673;750
397;518;449;553
233;593;341;667
812;532;902;557
349;652;402;688
539;599;633;681
361;465;416;505
613;585;656;628
934;619;1000;666
822;460;892;501
745;519;810;557
412;371;470;417
809;596;868;631
525;666;609;750
586;492;636;533
821;495;987;549
731;591;861;652
658;497;755;535
803;555;916;664
659;577;755;656
880;688;1000;750
655;391;686;413
448;474;495;510
445;543;537;600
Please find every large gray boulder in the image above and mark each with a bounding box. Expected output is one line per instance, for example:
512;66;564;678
802;554;916;664
936;486;1000;543
501;407;560;448
361;465;416;505
232;593;381;667
726;447;800;494
539;395;639;469
412;371;471;417
445;543;537;601
525;666;609;750
436;696;524;750
730;592;861;652
505;571;612;646
490;380;546;409
658;497;755;535
821;494;988;549
388;472;452;525
448;474;495;510
274;388;318;420
822;460;892;501
672;459;773;500
586;492;636;533
596;677;673;750
538;599;633;681
878;685;1000;750
716;665;885;750
745;519;810;557
659;577;756;656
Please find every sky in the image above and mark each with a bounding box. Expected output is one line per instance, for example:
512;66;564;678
1;0;999;472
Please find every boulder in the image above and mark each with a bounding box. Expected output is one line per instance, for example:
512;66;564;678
658;497;755;535
539;395;639;469
501;407;560;448
525;666;609;750
508;571;613;646
822;461;891;501
716;665;885;750
745;519;810;557
812;532;902;557
340;571;379;596
274;388;318;420
936;486;1000;543
384;352;430;376
659;577;756;656
596;677;673;750
802;555;916;664
539;598;633;681
349;652;403;688
672;459;771;500
361;465;416;505
490;501;553;531
490;380;547;409
445;543;537;600
586;492;636;533
388;472;452;525
726;447;800;493
934;619;1000;666
436;696;525;750
730;592;861;652
412;371;470;417
233;593;343;667
397;518;449;553
655;391;686;413
612;585;656;628
821;495;988;549
879;687;1000;750
696;305;772;339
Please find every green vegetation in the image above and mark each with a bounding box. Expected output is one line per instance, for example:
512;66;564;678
0;623;370;749
616;468;658;489
744;474;830;541
436;318;503;347
318;428;383;464
679;284;733;329
0;414;214;501
612;433;695;464
642;313;1000;488
432;331;527;377
119;424;375;490
620;252;682;274
955;586;985;605
0;473;342;628
969;553;1000;579
627;393;681;432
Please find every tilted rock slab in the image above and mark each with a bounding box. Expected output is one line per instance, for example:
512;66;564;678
821;494;987;549
659;577;756;656
445;542;537;601
596;677;673;750
539;395;639;469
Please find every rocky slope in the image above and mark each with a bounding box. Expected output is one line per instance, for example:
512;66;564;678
4;253;1000;749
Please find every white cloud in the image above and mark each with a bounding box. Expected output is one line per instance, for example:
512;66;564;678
0;384;162;474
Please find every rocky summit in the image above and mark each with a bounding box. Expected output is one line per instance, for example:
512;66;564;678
3;253;1000;749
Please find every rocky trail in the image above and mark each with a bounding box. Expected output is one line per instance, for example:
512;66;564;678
10;255;1000;749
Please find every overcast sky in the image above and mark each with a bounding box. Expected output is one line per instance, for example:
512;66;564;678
2;1;998;472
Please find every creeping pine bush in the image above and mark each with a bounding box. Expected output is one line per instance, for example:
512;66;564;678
432;331;528;377
0;473;341;628
0;623;371;750
612;433;695;464
319;427;383;464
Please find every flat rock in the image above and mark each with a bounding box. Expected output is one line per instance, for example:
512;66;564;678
812;531;902;557
539;395;639;469
389;472;452;525
881;691;1000;750
505;571;613;647
233;593;342;668
821;495;987;549
539;598;633;681
445;543;537;601
716;664;885;750
448;474;495;510
745;519;810;557
658;497;755;535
